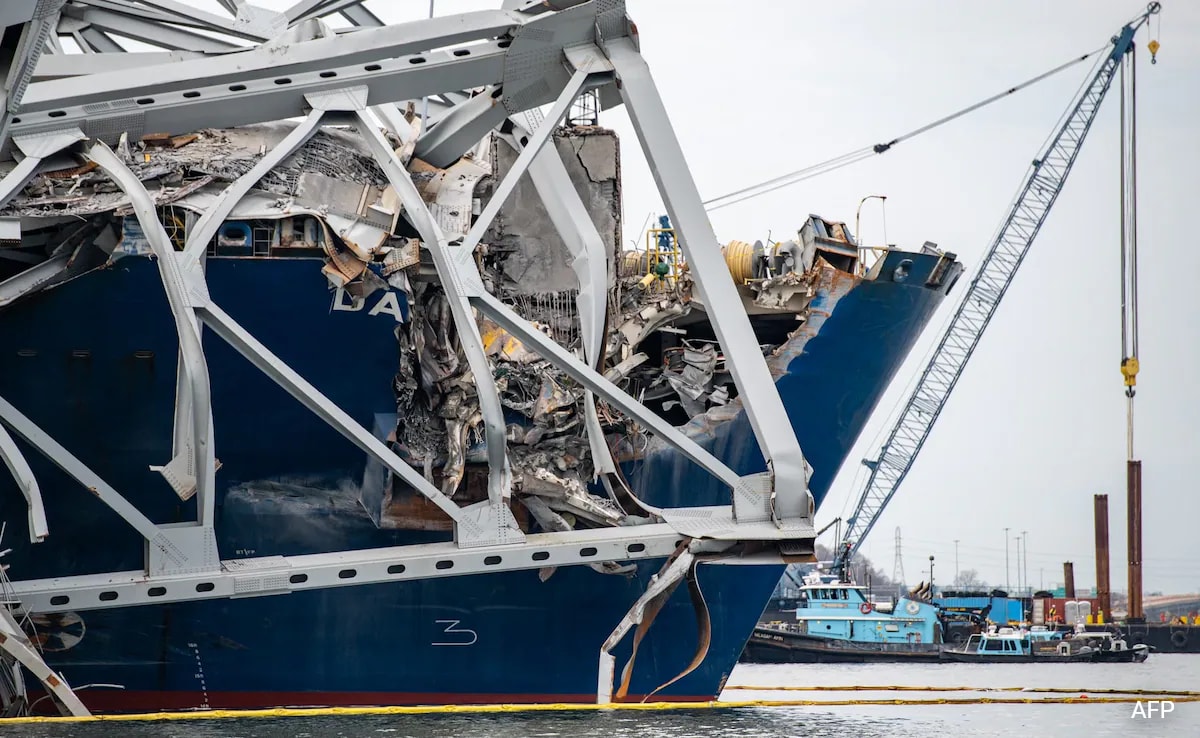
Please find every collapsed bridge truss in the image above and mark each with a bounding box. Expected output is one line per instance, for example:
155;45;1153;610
0;0;817;713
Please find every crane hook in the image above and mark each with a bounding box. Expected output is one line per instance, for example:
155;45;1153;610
1147;1;1162;64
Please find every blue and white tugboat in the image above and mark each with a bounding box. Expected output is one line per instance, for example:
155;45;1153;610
743;572;959;663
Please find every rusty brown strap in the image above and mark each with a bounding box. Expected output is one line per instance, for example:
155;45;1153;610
614;540;691;700
643;559;711;702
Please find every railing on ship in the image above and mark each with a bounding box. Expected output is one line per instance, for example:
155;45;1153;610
625;219;888;291
620;221;685;294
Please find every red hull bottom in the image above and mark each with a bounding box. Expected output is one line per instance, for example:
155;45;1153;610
31;690;718;715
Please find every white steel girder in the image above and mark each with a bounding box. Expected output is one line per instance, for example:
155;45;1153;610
84;140;219;530
0;392;212;573
354;88;520;509
8;524;718;615
0;0;64;149
602;36;812;524
0;422;46;544
0;607;88;716
13;6;599;147
0;128;88;547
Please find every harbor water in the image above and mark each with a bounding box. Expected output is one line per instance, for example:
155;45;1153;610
3;656;1196;737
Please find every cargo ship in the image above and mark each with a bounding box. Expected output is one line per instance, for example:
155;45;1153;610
0;0;961;714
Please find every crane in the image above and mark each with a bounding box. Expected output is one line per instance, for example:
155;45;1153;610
832;3;1161;578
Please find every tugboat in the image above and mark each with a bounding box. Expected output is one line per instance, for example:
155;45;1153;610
742;572;978;663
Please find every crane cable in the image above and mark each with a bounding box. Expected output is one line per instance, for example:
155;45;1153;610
1119;41;1143;459
702;45;1109;212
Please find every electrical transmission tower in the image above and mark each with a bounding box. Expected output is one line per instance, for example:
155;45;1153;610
892;527;907;595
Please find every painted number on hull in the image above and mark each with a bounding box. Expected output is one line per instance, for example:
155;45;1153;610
432;619;477;647
331;285;404;323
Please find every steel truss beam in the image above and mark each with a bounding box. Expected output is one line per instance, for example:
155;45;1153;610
181;107;325;263
286;0;362;24
127;0;283;41
352;70;765;505
0;422;47;543
0;121;520;565
33;50;202;80
0;129;86;206
118;84;519;548
0;128;86;547
8;523;713;615
0;0;64;148
62;6;244;52
73;25;123;52
19;35;497;145
165;108;327;496
355;104;516;508
85;140;217;530
339;3;381;28
0;608;88;716
26;10;524;110
296;88;510;512
603;36;811;525
15;6;607;153
61;0;281;45
456;69;601;256
413;86;509;169
0;393;209;572
195;301;493;537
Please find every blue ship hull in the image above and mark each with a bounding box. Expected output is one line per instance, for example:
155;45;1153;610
0;249;953;711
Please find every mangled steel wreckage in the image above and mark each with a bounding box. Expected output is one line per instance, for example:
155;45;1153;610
0;0;961;716
2;117;885;543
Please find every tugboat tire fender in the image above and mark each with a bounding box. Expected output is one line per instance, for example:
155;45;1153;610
1171;631;1188;649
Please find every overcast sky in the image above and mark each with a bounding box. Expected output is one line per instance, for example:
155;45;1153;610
238;1;1198;593
619;0;1197;596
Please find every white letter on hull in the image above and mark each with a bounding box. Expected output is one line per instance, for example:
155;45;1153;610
367;291;404;323
331;286;363;313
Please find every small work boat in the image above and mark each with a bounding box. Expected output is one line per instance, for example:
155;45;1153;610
940;627;1093;662
938;623;1154;663
1061;630;1151;663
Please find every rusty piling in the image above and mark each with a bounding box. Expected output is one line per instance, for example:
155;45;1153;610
1063;561;1076;599
1093;494;1111;618
1127;460;1143;621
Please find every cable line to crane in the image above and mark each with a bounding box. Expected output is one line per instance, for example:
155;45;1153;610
1118;20;1146;621
701;44;1111;212
828;2;1162;579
